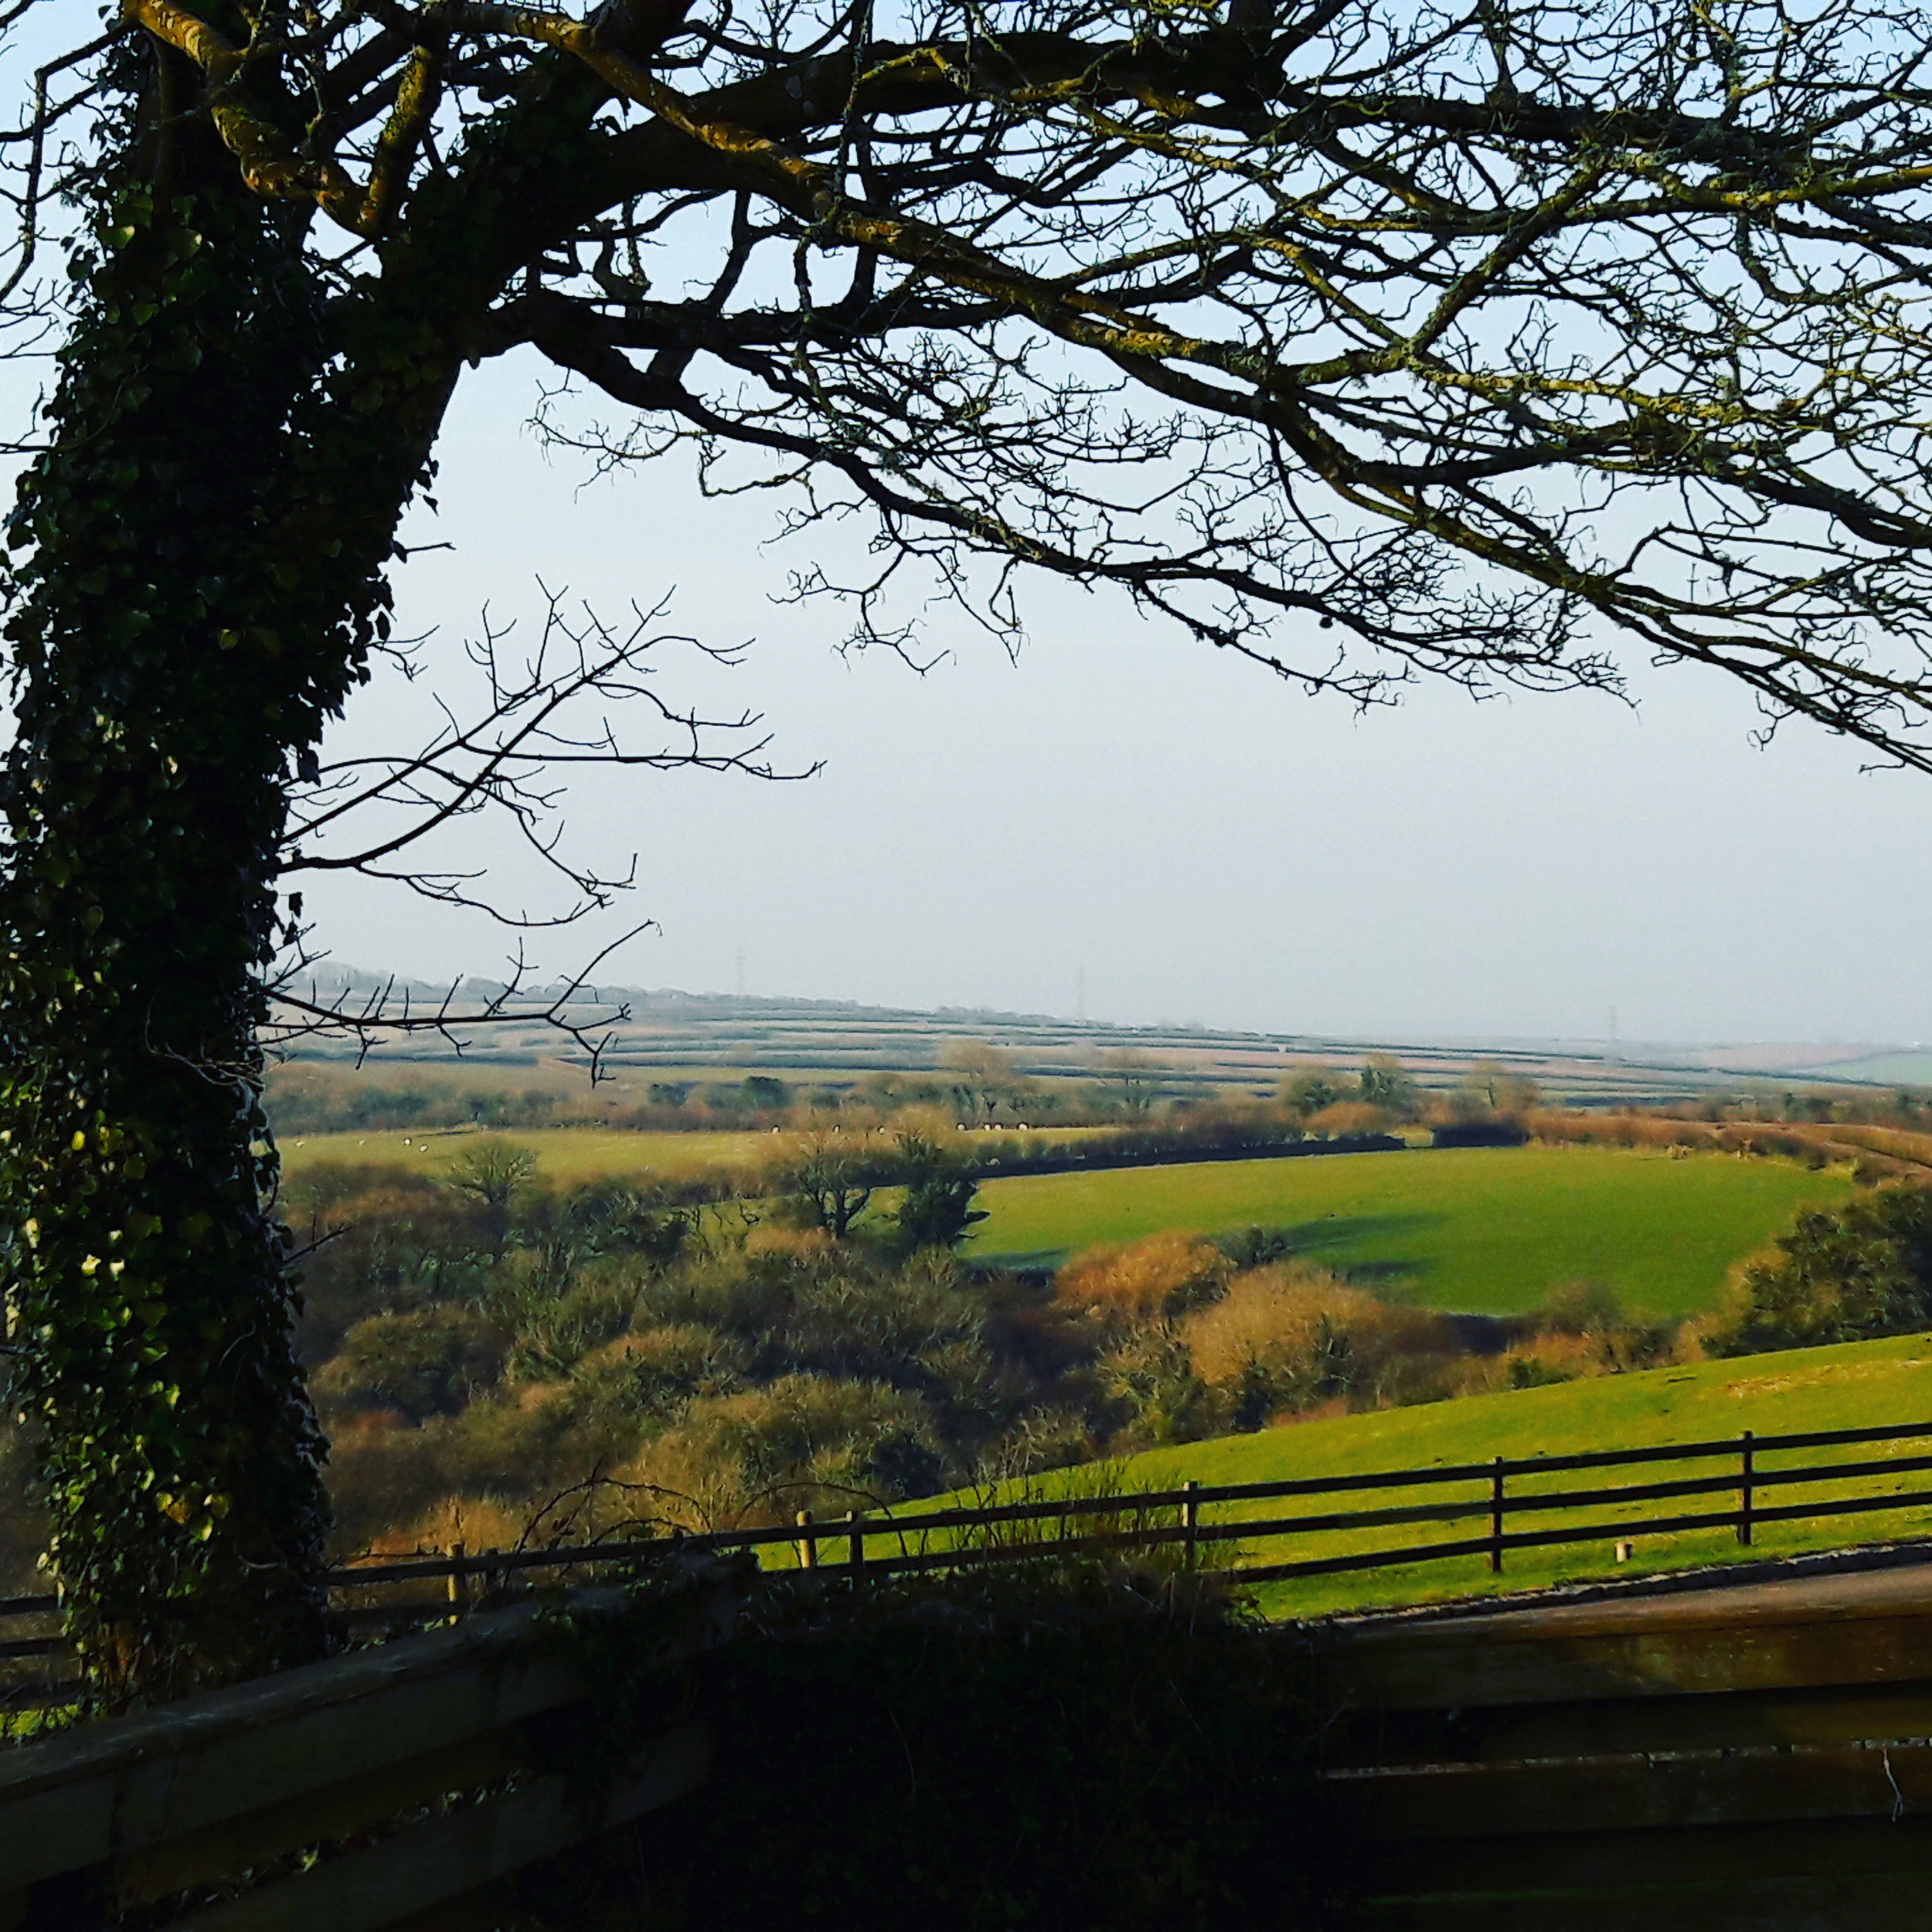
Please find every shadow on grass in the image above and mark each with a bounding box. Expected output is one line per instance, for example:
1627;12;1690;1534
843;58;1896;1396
972;1247;1074;1272
976;1212;1440;1280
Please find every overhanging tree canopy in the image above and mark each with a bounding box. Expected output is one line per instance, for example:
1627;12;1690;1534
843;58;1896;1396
5;0;1932;1694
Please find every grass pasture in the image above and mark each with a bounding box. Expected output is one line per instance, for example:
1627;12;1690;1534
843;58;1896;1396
969;1145;1855;1316
835;1334;1932;1619
278;1122;1116;1189
281;1125;778;1185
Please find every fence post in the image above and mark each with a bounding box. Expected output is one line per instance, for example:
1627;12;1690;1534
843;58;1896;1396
447;1542;467;1621
845;1509;865;1575
796;1509;818;1571
1739;1430;1755;1547
1182;1480;1200;1570
1488;1459;1505;1574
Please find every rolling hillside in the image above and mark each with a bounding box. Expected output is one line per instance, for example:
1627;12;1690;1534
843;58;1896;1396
970;1145;1855;1315
913;1332;1932;1620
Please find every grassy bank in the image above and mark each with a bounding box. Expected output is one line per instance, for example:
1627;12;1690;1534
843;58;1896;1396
970;1145;1854;1315
876;1333;1932;1620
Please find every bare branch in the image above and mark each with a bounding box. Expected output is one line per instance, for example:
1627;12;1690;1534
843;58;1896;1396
277;589;812;931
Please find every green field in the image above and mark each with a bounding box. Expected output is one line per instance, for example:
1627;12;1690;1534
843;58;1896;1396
854;1333;1932;1620
281;1125;780;1184
969;1145;1855;1316
279;1124;1109;1188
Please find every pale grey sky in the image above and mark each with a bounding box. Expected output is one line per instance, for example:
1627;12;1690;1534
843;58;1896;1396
291;349;1932;1050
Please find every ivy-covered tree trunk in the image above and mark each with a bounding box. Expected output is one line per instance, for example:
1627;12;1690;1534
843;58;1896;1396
0;22;586;1694
0;94;462;1689
0;181;335;1695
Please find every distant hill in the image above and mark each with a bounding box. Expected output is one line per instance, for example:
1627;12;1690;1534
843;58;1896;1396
267;964;1916;1106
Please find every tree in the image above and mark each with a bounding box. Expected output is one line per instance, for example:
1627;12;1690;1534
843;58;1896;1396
1702;1186;1932;1356
10;0;1932;1693
446;1140;542;1213
771;1129;883;1237
890;1130;987;1253
1280;1070;1341;1122
940;1042;1022;1124
1358;1055;1419;1120
445;1138;541;1260
1447;1060;1540;1123
739;1075;793;1114
1096;1047;1163;1117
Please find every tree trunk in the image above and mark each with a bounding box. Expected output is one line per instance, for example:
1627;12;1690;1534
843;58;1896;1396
0;29;596;1700
0;125;461;1692
0;174;344;1694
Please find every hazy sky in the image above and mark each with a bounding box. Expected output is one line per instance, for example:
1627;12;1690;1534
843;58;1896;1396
0;8;1916;1051
285;348;1932;1051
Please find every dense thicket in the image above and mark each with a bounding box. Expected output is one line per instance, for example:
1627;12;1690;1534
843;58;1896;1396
1702;1186;1932;1356
263;1148;1674;1553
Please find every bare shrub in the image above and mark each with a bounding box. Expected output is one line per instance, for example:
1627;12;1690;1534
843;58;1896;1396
1179;1265;1455;1421
1055;1232;1229;1320
617;1373;946;1521
430;1377;650;1504
314;1306;509;1422
577;1323;752;1412
1096;1330;1220;1450
325;1413;451;1554
499;1271;638;1380
288;1172;492;1361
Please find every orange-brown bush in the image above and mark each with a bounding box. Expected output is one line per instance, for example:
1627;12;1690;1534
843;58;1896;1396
1055;1232;1229;1320
1179;1264;1458;1420
1304;1099;1393;1138
1527;1108;1920;1180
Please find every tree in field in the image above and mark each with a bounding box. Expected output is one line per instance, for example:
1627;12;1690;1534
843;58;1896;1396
1444;1057;1538;1123
891;1130;987;1253
1357;1054;1418;1120
9;0;1932;1696
940;1041;1022;1124
445;1138;541;1260
1280;1069;1341;1122
1702;1186;1932;1357
1097;1046;1163;1116
771;1129;883;1236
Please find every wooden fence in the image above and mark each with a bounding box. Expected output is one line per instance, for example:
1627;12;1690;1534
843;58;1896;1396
1318;1554;1932;1927
14;1498;1932;1927
10;1417;1932;1705
0;1550;736;1931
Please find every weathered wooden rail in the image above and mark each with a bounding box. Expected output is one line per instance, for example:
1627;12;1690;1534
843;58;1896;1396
0;1550;736;1932
1317;1553;1932;1928
10;1417;1932;1706
12;1508;1932;1925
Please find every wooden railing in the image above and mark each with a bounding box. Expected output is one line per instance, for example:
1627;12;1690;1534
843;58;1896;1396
1316;1553;1932;1927
0;1551;736;1930
758;1419;1932;1582
14;1498;1932;1927
9;1418;1932;1706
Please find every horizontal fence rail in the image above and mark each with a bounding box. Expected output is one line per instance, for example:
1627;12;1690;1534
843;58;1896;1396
0;1553;738;1931
1315;1560;1932;1928
10;1419;1932;1702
